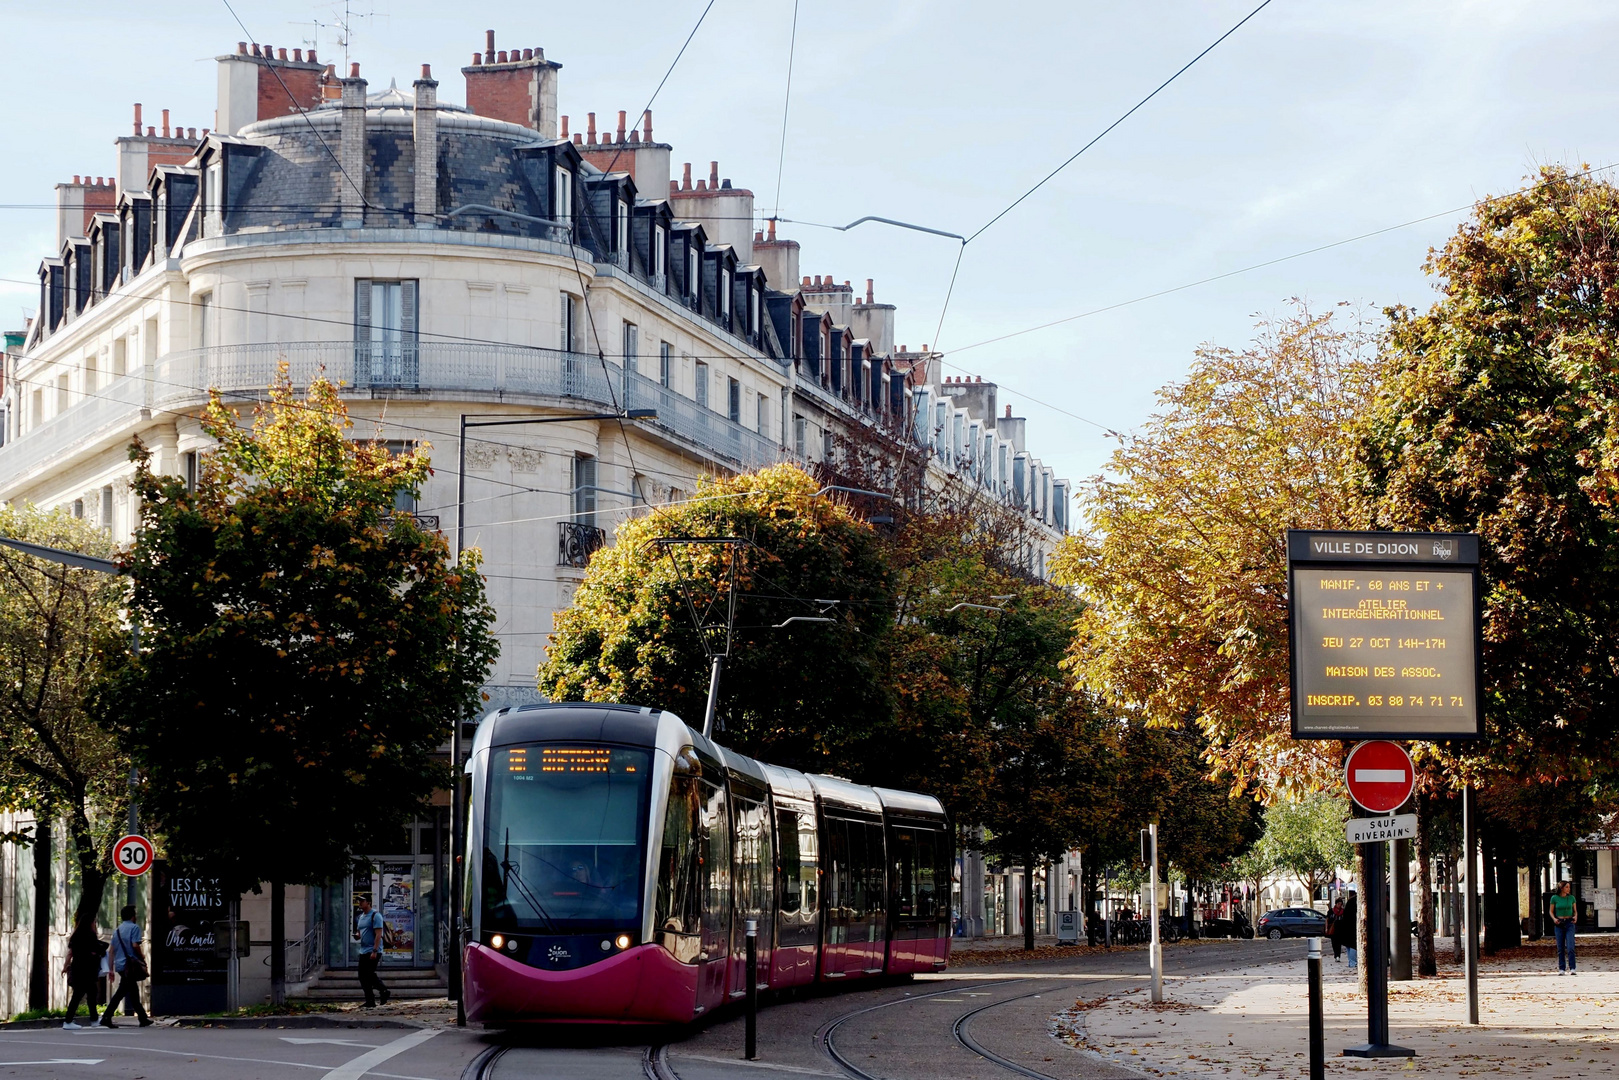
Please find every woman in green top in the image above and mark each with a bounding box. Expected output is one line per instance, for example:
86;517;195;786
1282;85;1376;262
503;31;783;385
1549;881;1578;974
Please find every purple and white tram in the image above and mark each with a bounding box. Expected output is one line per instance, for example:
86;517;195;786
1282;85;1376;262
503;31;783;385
462;703;953;1025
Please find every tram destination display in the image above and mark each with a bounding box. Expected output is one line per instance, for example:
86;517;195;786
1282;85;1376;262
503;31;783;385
1288;530;1481;740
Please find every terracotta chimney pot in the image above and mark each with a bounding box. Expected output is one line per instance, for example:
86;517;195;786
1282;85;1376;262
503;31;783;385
485;29;495;63
865;278;874;304
560;115;569;138
472;53;482;65
162;109;170;137
349;62;360;77
523;48;533;60
237;42;248;54
681;162;692;191
294;48;303;62
147;126;155;136
586;112;597;145
309;49;317;63
767;219;777;240
133;103;143;136
709;161;719;187
1005;405;1012;418
616;110;626;142
643;111;653;141
278;48;288;60
421;63;431;79
497;50;508;63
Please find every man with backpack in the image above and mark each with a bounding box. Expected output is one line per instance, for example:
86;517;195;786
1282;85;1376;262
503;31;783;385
102;905;151;1027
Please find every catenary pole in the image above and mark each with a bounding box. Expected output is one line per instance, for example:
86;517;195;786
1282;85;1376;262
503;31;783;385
1463;783;1480;1025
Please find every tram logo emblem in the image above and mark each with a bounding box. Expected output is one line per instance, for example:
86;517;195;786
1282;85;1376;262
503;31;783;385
547;944;570;963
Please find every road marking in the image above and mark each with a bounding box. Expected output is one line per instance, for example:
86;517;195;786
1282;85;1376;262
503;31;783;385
321;1028;438;1080
1354;769;1406;783
0;1036;437;1077
282;1038;384;1049
0;1061;104;1067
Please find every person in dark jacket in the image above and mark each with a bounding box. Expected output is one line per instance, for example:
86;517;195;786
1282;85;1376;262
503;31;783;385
62;921;103;1028
1325;898;1346;960
1331;890;1358;970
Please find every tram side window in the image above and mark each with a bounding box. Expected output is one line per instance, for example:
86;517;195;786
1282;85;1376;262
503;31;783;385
892;829;918;917
825;818;849;917
654;773;702;962
798;812;818;912
699;781;730;944
863;822;886;920
778;809;801;914
733;797;769;922
845;821;867;920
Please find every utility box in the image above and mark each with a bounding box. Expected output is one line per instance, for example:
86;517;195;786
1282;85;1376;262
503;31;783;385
1057;910;1080;944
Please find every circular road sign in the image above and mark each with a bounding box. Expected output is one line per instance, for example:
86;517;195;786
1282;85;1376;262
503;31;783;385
113;834;154;877
1344;741;1415;813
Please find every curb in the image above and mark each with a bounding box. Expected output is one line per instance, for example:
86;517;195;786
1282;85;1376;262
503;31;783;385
168;1014;426;1029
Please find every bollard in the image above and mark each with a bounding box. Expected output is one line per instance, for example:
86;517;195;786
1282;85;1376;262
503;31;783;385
1308;936;1324;1080
745;918;758;1060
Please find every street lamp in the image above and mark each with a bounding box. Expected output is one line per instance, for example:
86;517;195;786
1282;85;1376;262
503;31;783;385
448;407;654;1024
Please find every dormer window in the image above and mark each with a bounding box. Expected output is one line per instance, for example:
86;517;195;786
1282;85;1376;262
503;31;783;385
749;284;759;338
687;245;698;300
720;267;731;322
617;199;630;253
155;191;168;253
653;225;666;278
203;159;223;237
554;166;574;228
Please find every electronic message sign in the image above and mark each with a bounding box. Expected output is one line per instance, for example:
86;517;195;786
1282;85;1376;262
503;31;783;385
1288;530;1481;740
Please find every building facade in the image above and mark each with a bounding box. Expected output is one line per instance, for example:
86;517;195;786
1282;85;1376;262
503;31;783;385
0;31;1070;1009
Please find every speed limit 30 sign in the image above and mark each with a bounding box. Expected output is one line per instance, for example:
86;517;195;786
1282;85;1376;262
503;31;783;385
113;834;154;877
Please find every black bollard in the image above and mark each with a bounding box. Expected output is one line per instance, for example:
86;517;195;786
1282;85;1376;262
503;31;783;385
745;918;758;1060
1308;936;1324;1080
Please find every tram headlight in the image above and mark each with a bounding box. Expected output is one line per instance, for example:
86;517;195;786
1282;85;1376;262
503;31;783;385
506;938;519;952
490;934;504;951
615;933;632;950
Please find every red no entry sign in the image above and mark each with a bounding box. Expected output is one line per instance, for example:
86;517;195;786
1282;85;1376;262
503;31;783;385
1344;741;1415;813
113;834;154;877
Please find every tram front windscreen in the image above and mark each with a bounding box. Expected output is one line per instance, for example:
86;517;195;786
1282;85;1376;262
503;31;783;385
481;744;651;932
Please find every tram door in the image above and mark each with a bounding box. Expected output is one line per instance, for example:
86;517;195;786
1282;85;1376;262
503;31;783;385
697;780;731;1010
729;792;773;994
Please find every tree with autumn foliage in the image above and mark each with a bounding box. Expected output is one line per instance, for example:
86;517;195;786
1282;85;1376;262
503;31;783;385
105;369;497;1001
1053;303;1381;794
1353;166;1619;950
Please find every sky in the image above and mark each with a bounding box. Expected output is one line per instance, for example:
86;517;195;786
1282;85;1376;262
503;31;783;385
3;0;1617;489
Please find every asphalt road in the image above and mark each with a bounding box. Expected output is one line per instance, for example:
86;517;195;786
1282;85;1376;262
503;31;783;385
0;938;1304;1080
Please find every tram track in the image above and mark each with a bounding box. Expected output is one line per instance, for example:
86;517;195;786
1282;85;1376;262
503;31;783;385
460;1043;508;1080
817;979;1062;1080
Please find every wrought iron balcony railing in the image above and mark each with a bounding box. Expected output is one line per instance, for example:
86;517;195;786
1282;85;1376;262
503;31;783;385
558;520;606;568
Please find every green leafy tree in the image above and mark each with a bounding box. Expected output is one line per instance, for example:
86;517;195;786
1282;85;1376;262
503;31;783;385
0;506;130;1006
1256;792;1352;902
540;463;895;771
107;370;498;998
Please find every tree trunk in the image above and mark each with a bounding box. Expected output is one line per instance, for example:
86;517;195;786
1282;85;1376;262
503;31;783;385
1022;859;1036;951
66;806;110;934
271;878;287;1006
27;815;52;1011
1482;822;1521;954
1414;796;1436;976
1354;845;1369;998
1526;853;1543;941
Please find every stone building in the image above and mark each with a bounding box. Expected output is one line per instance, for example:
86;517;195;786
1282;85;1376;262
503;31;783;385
0;31;1070;1010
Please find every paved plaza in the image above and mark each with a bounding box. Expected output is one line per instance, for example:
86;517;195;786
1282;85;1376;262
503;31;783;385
1062;938;1619;1078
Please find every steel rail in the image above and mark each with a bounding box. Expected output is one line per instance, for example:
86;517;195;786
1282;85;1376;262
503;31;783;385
816;980;1033;1080
952;986;1071;1080
459;1043;508;1080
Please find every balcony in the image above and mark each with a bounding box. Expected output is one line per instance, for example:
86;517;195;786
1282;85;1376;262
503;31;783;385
1;341;783;490
558;520;605;568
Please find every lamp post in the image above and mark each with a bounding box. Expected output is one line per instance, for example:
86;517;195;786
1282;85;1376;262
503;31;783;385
449;407;654;1026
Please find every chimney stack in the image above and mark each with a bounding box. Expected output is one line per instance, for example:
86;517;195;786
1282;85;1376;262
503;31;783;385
414;63;440;225
462;29;559;136
340;64;368;226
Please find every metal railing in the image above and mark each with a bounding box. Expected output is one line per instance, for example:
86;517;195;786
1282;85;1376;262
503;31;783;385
2;341;786;487
264;921;327;983
559;520;606;567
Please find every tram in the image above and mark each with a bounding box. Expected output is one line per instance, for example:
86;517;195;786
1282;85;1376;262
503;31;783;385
461;703;952;1025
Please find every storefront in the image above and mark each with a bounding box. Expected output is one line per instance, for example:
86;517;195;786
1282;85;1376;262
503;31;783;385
321;812;447;969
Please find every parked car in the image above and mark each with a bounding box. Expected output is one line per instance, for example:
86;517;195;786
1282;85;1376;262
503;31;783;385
1257;907;1328;939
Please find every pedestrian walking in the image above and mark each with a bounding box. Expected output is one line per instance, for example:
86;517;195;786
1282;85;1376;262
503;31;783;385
1549;881;1578;975
62;920;104;1028
1333;890;1358;970
101;905;151;1027
355;896;391;1007
1325;898;1346;960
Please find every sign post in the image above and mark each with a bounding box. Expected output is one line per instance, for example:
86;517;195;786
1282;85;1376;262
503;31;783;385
1341;741;1415;1059
1288;530;1483;1052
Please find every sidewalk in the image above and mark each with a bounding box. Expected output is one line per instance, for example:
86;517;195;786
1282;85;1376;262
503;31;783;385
1055;945;1619;1078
